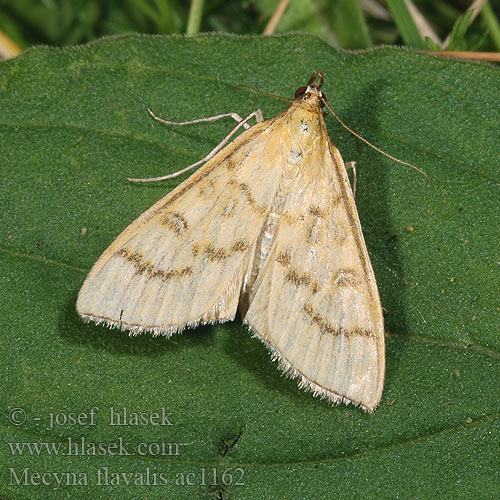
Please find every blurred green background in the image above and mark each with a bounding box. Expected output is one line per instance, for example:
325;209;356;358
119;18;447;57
1;0;499;54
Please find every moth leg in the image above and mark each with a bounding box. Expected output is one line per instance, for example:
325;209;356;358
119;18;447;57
345;161;357;199
128;109;264;183
255;109;264;123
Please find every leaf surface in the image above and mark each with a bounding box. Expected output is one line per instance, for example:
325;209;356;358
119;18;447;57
0;33;498;499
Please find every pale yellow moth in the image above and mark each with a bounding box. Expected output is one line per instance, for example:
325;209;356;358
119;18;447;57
77;71;385;412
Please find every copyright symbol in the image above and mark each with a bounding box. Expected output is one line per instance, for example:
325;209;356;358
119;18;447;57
9;408;26;425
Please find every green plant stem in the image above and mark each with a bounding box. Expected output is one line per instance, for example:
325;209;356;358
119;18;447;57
481;2;500;50
386;0;426;49
186;0;204;35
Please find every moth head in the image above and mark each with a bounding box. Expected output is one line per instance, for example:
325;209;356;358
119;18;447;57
294;70;327;107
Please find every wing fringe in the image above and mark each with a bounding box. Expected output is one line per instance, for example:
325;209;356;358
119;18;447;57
77;312;233;337
245;321;376;413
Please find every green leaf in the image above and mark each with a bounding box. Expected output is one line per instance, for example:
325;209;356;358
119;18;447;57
0;33;498;499
424;36;441;51
447;10;474;51
386;0;426;48
321;0;372;49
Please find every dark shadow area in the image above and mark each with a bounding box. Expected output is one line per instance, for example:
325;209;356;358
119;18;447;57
219;318;301;398
220;315;339;409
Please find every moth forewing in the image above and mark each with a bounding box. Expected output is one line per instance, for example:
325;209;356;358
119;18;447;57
77;71;385;411
241;91;385;412
76;116;282;334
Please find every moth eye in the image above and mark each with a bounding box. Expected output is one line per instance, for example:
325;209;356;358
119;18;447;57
319;92;327;108
294;86;307;99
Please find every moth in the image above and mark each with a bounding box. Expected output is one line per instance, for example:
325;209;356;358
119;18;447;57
77;71;385;412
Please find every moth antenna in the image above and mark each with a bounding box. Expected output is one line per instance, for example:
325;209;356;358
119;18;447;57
322;98;431;183
233;84;293;102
